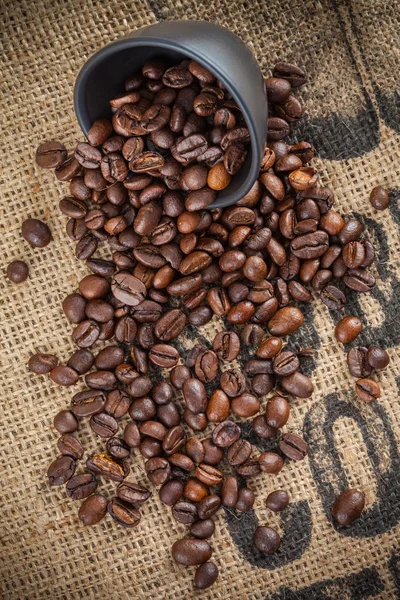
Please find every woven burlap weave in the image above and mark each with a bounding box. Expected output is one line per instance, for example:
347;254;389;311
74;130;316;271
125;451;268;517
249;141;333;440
1;0;400;598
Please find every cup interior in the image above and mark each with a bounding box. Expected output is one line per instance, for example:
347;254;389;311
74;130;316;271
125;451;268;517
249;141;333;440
75;43;259;208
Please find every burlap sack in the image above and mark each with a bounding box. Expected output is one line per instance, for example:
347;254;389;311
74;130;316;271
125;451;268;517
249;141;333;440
1;0;399;598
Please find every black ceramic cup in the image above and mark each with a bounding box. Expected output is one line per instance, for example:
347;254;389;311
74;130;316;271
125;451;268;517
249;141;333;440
74;20;267;209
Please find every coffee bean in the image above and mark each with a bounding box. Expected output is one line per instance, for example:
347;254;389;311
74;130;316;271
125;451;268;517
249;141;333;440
236;487;255;511
268;306;304;336
220;369;246;397
342;241;365;269
78;494;108;525
236;459;261;478
171;538;212;567
66;473;97;501
320;285;347;310
265;396;290;428
111;273;147;306
347;346;373;377
90;412;119;437
172;501;198;524
242;324;264;347
36;140;67;168
367;346;389;370
182;378;207;414
266;490;290;512
50;365;79;386
332;489;365;525
212;420;241;447
335;316;363;343
54;410;78;433
159;479;184;506
231;392;260;418
184;478;210;502
227;439;252;467
145;457;171;485
273;350;299;376
343;268;375;292
194;350;219;383
256;337;282;359
57;434;84;460
278;432;308;460
107;497;141;528
258;452;284;474
198;494;221;519
67;349;94;375
28;353;58;374
6;260;29;283
254;526;281;553
56;156;81;181
21;218;51;248
47;455;76;486
369;186;389;210
281;371;313;397
355;378;381;402
273;62;307;87
123;422;141;448
265;77;292;103
267;117;290;140
252;415;277;439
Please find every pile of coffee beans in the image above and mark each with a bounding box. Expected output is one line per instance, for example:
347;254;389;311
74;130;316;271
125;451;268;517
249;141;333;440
25;58;392;589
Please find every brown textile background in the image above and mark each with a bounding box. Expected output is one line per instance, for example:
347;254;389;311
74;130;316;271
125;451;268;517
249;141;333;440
1;0;400;598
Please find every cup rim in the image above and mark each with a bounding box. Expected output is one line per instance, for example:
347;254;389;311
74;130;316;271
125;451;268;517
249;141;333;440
74;34;265;209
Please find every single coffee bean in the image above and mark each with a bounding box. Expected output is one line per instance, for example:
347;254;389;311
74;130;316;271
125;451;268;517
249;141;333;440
57;434;84;460
332;489;365;525
194;561;219;589
87;453;129;482
236;459;261;478
171;538;212;567
242;324;264;347
212;420;241;447
123;422;141;448
342;241;365;269
278;432;308;460
367;346;389;370
66;473;98;500
50;365;79;386
227;439;252;466
254;526;281;553
272;350;299;376
28;353;58;374
343;268;375;292
236;487;255;511
107;497;141;528
159;479;184;506
281;371;313;397
54;410;78;433
184;478;210;502
90;412;119;438
191;519;215;539
347;346;373;377
195;464;223;487
220;369;246;397
85;370;117;391
47;455;76;486
268;306;304;336
256;337;282;359
355;378;381;402
320;285;347;310
78;494;108;525
145;457;171;485
335;316;363;343
369;186;389;210
252;414;277;439
6;260;29;283
258;452;284;474
172;501;198;524
252;373;275;396
198;494;221;520
265;396;290;428
273;62;307;87
206;389;230;423
266;490;290;512
67;349;94;375
36;140;67;168
182;378;207;414
231;393;260;418
21;218;51;248
219;476;239;508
